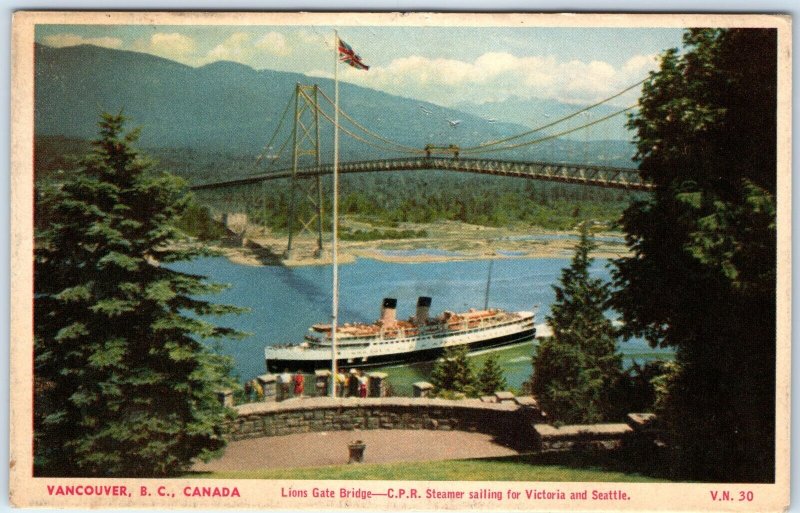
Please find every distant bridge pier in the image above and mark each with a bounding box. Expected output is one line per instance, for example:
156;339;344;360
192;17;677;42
192;156;651;257
189;81;654;258
222;212;249;234
221;212;249;245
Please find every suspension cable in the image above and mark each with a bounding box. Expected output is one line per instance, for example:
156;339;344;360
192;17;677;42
315;87;423;154
260;131;293;172
252;77;645;166
460;78;646;152
462;104;637;155
254;91;295;167
314;102;427;155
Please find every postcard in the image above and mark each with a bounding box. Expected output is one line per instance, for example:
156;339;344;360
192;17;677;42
9;11;791;511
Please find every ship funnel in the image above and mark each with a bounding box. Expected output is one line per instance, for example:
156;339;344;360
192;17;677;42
381;298;397;325
416;296;432;324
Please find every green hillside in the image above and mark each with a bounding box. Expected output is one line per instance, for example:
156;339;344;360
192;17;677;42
35;44;521;156
34;44;642;232
34;44;636;168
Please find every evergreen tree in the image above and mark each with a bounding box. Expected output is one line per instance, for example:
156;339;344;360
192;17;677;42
532;224;621;424
477;353;508;396
34;113;245;477
612;29;777;482
430;345;476;396
614;360;672;415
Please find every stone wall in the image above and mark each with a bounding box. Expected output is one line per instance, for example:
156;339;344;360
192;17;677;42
532;416;656;452
229;396;546;450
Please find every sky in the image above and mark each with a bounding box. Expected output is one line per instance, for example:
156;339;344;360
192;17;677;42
34;24;685;107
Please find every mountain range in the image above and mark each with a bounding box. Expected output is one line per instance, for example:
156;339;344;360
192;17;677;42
34;44;636;169
454;97;635;142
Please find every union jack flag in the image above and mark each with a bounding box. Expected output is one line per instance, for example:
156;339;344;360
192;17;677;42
338;37;369;70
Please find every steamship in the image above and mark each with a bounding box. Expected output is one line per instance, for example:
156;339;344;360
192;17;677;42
264;297;536;373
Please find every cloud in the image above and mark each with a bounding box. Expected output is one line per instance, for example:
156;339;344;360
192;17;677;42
126;30;299;67
206;32;253;62
328;51;660;107
255;32;291;57
150;33;196;56
42;27;661;111
41;33;122;49
622;53;659;74
198;31;299;66
132;33;197;61
295;29;325;45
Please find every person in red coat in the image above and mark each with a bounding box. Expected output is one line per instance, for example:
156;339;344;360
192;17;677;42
293;370;305;397
358;371;368;398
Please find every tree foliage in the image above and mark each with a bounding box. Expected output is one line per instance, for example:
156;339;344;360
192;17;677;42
532;225;621;424
614;360;672;415
477;353;508;396
612;29;777;482
430;345;476;397
34;113;246;477
174;201;228;241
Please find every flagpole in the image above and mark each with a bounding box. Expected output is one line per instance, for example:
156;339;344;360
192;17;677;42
330;29;340;399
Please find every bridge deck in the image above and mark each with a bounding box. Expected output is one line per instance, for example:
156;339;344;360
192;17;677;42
191;157;652;192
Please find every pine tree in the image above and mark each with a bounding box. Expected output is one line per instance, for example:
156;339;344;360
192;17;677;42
430;345;476;396
477;353;507;396
531;224;621;424
34;113;246;477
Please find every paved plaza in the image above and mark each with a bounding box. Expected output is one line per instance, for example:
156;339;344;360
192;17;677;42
193;429;522;471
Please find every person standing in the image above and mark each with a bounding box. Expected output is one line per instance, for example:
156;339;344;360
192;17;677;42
280;369;291;401
243;380;253;402
253;379;264;401
336;368;347;397
293;370;305;397
348;369;359;397
358;371;368;398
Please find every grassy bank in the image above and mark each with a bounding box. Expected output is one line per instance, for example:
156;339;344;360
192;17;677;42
189;452;672;482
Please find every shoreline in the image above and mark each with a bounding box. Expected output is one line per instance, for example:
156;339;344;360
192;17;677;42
209;220;632;267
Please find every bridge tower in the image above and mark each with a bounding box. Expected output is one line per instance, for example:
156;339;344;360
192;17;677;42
285;84;325;259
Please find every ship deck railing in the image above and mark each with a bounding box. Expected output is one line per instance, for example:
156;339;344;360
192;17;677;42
270;312;533;351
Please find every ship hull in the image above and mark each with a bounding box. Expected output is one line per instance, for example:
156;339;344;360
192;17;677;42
265;326;536;373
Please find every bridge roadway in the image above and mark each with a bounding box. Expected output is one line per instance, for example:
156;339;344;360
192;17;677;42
191;157;652;192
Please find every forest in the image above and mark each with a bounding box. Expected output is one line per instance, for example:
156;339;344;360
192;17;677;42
35;135;641;236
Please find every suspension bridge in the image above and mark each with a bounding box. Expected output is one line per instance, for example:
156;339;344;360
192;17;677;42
192;157;648;191
191;81;652;258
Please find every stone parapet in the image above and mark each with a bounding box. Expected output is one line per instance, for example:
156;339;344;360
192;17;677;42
412;381;434;398
532;423;634;452
228;397;545;449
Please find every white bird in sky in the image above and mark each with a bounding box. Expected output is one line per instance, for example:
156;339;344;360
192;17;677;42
447;119;462;128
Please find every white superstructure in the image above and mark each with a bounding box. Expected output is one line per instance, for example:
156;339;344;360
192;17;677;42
265;297;536;372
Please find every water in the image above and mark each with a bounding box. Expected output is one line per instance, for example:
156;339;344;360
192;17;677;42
168;256;672;390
